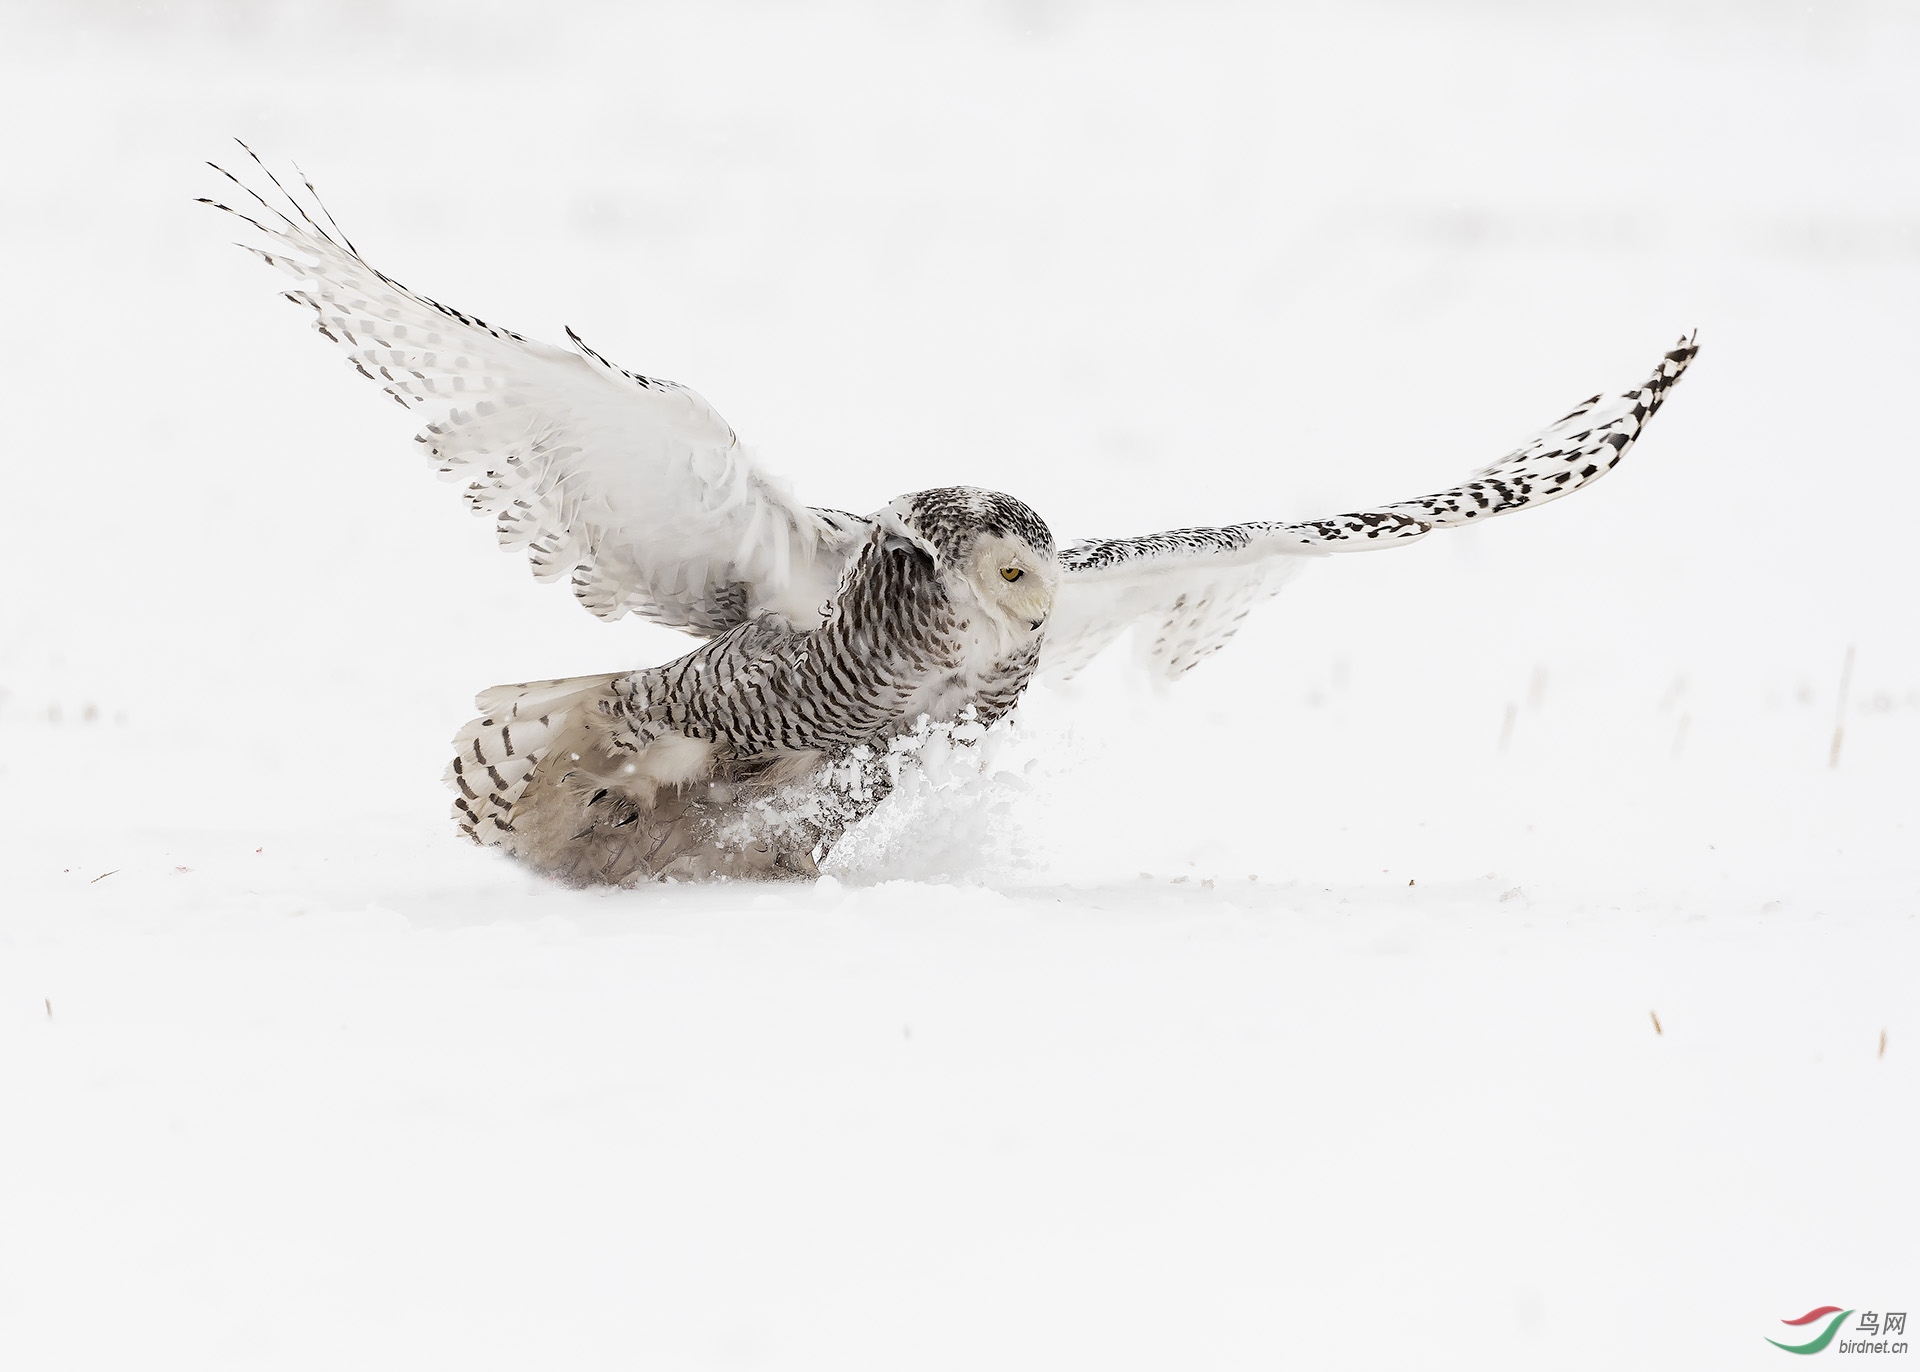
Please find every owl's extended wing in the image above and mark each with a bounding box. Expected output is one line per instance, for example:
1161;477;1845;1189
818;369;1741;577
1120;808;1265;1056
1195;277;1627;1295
202;146;857;635
1042;334;1697;680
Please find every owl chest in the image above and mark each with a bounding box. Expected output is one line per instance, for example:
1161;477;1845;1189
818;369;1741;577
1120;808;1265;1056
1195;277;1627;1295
896;618;1033;727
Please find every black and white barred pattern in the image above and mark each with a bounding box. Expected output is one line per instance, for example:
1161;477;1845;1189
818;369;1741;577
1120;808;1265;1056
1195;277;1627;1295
447;491;1049;883
1057;337;1696;582
1040;336;1698;680
200;145;855;636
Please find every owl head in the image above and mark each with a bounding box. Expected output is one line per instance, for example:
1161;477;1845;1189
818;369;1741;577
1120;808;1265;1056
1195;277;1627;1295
878;486;1060;637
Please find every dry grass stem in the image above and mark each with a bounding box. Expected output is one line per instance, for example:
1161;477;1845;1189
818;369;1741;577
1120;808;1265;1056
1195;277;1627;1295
1830;645;1855;768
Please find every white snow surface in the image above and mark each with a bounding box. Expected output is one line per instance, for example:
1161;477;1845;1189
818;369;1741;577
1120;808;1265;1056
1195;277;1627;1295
2;2;1917;1368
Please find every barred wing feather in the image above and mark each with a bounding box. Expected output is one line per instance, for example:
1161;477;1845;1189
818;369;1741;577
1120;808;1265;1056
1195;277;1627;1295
202;147;847;636
1044;335;1696;681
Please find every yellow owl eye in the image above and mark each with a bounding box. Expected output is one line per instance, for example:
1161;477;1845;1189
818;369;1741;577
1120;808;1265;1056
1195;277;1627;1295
1000;567;1024;583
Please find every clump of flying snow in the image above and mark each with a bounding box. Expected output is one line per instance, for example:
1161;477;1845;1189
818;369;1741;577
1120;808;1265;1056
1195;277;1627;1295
821;711;1060;885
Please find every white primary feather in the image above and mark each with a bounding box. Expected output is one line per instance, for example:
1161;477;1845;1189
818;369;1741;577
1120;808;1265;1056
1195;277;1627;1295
201;146;849;635
1044;335;1696;681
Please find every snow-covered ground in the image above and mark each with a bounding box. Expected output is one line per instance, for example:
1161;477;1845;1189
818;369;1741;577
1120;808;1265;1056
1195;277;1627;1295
2;2;1916;1367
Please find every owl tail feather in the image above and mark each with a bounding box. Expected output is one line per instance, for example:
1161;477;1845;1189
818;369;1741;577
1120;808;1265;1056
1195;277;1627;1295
445;673;822;886
447;673;629;879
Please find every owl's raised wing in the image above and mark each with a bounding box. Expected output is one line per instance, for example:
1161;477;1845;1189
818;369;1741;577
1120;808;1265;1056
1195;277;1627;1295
203;147;857;636
1042;334;1697;680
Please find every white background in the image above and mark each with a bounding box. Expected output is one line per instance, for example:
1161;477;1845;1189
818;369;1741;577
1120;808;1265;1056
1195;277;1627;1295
1;1;1915;1367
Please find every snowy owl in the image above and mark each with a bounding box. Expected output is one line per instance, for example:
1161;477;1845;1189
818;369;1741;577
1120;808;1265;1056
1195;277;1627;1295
203;150;1697;885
